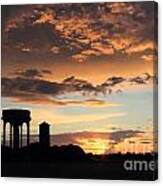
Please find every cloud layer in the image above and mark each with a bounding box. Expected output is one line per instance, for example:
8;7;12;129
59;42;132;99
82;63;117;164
2;2;157;63
52;130;144;145
2;69;155;105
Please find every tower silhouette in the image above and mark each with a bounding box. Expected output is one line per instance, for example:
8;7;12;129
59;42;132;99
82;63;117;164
39;121;50;148
1;109;31;149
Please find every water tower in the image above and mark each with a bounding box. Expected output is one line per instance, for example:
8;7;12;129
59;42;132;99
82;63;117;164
39;121;50;148
1;109;31;149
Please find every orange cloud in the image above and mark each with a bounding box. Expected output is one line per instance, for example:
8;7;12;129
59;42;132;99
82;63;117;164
141;54;154;62
126;41;154;54
34;9;55;24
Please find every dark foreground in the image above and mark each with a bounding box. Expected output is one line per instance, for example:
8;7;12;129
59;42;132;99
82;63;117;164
1;144;158;180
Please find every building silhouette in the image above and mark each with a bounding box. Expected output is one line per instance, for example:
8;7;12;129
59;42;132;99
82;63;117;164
39;121;50;148
1;109;31;149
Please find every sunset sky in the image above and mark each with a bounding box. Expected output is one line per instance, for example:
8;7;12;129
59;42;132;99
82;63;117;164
1;2;157;154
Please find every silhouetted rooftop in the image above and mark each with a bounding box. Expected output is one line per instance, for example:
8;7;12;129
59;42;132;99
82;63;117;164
40;121;50;126
2;109;31;125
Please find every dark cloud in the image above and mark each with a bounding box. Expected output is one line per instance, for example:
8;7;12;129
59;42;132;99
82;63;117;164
62;76;97;93
130;76;146;84
41;69;52;74
4;23;58;53
140;141;151;144
13;68;52;78
2;77;64;98
129;73;153;85
110;130;144;143
2;72;153;104
14;69;42;78
106;76;125;86
2;76;99;103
